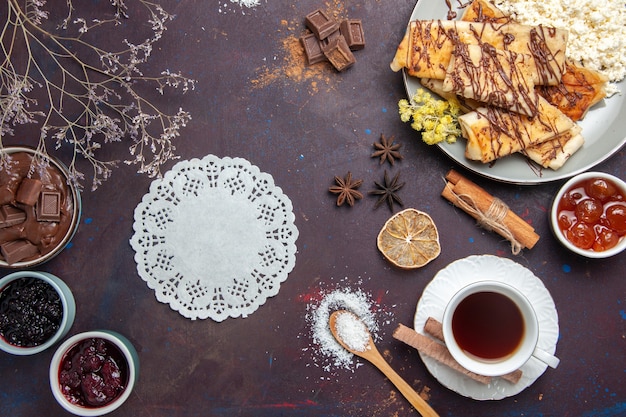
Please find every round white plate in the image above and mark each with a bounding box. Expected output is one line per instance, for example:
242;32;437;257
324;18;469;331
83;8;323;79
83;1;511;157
402;1;626;185
413;255;559;400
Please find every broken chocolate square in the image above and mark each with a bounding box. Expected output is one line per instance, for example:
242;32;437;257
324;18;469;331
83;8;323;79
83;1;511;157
340;19;365;50
0;205;26;228
37;191;61;222
15;178;42;206
322;36;356;72
319;28;342;49
305;9;339;40
300;33;326;65
1;239;39;265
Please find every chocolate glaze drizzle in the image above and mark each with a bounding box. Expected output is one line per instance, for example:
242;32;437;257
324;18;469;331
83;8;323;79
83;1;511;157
474;100;562;161
407;19;566;90
446;36;540;117
527;25;566;86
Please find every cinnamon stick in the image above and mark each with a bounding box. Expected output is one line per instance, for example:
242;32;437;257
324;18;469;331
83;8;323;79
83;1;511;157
441;169;540;251
423;317;523;384
393;323;493;385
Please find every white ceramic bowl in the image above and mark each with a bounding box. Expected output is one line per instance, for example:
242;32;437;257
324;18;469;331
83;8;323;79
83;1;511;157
550;171;626;258
49;330;139;416
0;146;81;268
0;271;75;355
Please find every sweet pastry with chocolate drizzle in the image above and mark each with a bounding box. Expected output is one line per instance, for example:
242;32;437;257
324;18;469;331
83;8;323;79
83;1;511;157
390;19;568;87
442;42;540;117
391;0;608;170
459;96;576;163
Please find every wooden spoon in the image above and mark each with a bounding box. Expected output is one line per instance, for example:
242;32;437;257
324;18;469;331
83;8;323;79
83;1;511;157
329;310;440;417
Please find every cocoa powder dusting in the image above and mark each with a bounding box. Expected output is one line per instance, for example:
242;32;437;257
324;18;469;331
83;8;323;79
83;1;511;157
419;384;432;401
345;390;413;417
251;2;350;93
251;34;335;93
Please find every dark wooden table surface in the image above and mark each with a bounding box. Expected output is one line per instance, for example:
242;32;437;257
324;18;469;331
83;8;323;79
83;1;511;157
1;1;624;416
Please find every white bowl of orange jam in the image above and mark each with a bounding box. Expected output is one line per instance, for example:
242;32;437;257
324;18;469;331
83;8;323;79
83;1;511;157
550;172;626;258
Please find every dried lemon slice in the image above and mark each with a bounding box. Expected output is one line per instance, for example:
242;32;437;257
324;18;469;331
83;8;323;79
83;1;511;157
377;208;441;269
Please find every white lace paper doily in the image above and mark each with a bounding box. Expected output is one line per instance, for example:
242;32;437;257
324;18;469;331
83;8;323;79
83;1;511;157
130;155;299;321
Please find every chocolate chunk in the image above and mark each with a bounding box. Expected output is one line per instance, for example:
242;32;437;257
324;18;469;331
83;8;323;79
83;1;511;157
0;186;15;206
340;19;365;50
0;226;23;246
319;28;342;49
15;178;42;206
300;33;326;65
305;9;339;40
322;37;356;72
37;191;61;222
1;239;39;265
0;205;26;228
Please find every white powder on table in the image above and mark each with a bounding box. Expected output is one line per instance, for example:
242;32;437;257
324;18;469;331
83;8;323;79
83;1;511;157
305;287;381;372
493;0;625;95
218;0;261;15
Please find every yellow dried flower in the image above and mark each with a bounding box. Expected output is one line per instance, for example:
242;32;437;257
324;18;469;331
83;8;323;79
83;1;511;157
423;119;436;131
398;89;462;146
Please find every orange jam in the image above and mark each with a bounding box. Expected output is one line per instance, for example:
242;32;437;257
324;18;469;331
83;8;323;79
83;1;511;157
557;177;626;251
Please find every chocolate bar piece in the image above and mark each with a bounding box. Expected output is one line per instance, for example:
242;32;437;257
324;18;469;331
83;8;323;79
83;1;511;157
1;239;39;265
319;28;342;49
0;205;26;228
300;33;326;65
322;37;355;72
15;178;42;206
340;19;365;50
37;191;61;222
305;9;339;40
0;186;15;205
0;226;23;246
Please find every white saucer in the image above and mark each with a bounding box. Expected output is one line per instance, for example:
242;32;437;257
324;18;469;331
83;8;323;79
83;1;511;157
413;255;559;400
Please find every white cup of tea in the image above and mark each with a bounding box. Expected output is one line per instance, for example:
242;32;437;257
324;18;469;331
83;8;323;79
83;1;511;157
442;280;560;376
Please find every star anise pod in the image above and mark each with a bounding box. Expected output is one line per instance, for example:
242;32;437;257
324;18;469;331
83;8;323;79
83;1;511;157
369;170;405;211
329;172;364;207
371;134;403;166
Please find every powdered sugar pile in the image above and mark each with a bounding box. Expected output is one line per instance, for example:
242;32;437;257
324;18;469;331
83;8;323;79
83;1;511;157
334;311;370;352
304;285;391;373
218;0;261;15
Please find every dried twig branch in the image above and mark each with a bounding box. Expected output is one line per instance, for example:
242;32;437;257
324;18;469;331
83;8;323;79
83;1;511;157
1;0;196;190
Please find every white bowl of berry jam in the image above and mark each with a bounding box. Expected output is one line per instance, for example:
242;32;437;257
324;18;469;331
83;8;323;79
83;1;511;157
551;172;626;258
0;146;81;268
49;330;139;416
0;271;76;355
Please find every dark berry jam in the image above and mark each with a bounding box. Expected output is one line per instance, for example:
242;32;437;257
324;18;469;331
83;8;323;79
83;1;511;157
0;277;62;347
58;337;129;408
